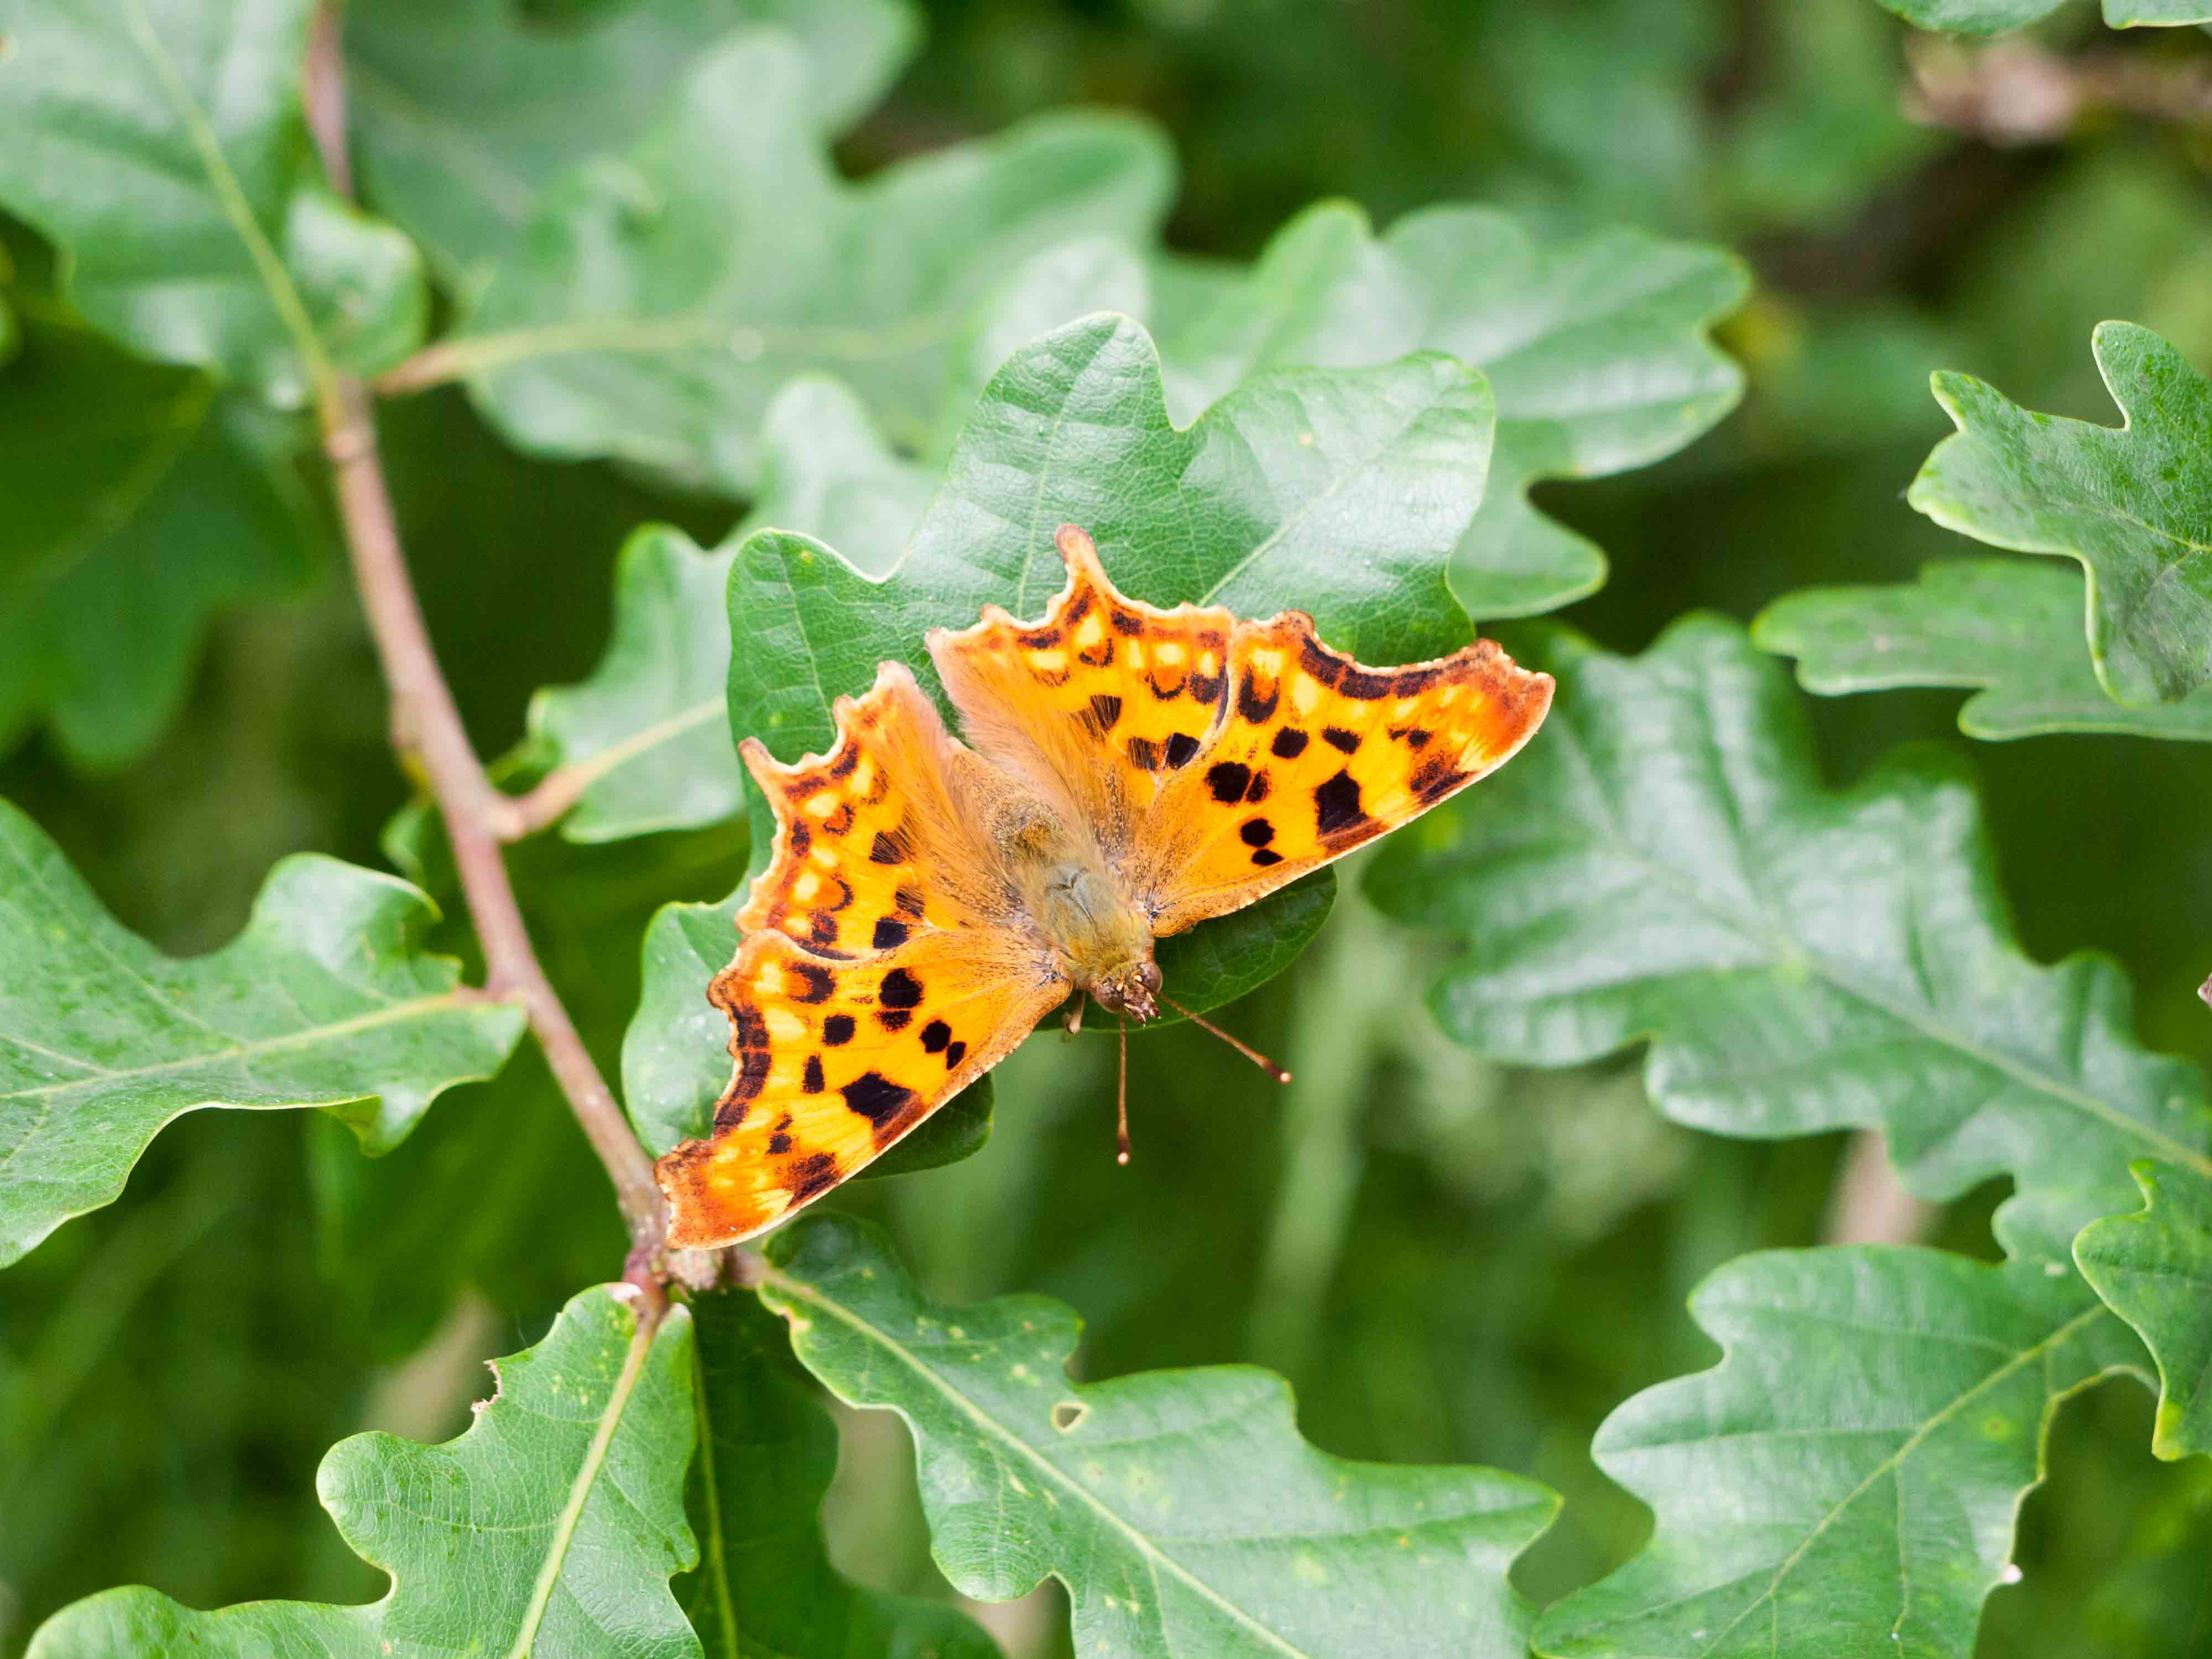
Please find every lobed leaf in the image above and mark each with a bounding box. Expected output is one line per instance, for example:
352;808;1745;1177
1754;559;2212;742
348;0;918;283
682;1288;998;1659
1534;1204;2147;1658
28;1286;699;1656
2077;1161;2212;1459
759;1214;1558;1659
0;800;524;1267
0;0;426;396
1365;617;2212;1222
447;30;1173;493
0;303;322;770
1908;322;2212;707
1151;202;1748;620
529;378;930;843
1875;0;2212;29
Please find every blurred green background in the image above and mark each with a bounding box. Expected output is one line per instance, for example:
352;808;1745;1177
6;1;2212;1653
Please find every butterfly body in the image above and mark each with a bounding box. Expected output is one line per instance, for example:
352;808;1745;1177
656;525;1552;1249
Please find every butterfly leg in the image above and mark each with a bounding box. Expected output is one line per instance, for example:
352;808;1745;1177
1063;997;1085;1038
1115;1013;1131;1166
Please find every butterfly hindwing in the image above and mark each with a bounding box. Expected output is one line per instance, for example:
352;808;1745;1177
659;927;1066;1247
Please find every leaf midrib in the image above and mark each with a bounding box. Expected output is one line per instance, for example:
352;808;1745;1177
1527;714;2212;1182
764;1266;1317;1659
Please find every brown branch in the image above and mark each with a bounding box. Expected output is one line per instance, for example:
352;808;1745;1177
304;6;666;1278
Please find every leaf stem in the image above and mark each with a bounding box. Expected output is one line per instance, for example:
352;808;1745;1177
304;8;667;1279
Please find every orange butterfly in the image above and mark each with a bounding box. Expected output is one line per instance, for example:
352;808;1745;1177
658;525;1552;1248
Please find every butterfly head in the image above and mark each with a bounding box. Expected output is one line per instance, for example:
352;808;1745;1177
1088;956;1162;1024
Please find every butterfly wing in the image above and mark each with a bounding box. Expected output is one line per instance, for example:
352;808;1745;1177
927;524;1552;939
927;531;1234;865
656;663;1070;1249
1132;611;1551;934
659;927;1067;1247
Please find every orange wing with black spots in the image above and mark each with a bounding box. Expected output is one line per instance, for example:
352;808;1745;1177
658;927;1067;1247
738;662;1011;955
659;662;1072;1248
927;530;1234;864
1133;611;1552;934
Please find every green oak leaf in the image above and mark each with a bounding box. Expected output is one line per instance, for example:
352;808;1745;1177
1875;0;2210;30
1151;202;1748;620
726;312;1497;756
445;30;1173;492
348;0;918;284
0;799;524;1268
682;1288;999;1659
0;0;426;398
1534;1202;2147;1659
2077;1161;2212;1459
759;1214;1558;1659
1;302;322;770
27;1286;700;1656
1909;322;2212;707
529;378;930;843
1364;617;2212;1221
1754;560;2212;742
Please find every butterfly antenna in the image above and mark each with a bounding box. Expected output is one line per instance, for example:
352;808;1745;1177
1160;994;1293;1084
1115;1013;1132;1166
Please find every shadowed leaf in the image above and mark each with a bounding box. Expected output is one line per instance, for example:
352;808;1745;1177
348;0;919;281
27;1287;699;1656
0;800;524;1267
0;0;425;394
1755;559;2212;742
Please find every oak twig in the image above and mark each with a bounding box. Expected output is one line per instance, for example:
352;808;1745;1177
304;7;667;1280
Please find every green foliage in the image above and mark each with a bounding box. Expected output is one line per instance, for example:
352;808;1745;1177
2078;1162;2212;1460
760;1214;1558;1659
0;302;321;770
683;1288;997;1658
28;1286;699;1657
0;799;522;1268
1755;560;2212;742
1368;617;2212;1219
1874;0;2212;28
0;0;425;397
346;0;919;282
1910;324;2212;707
1536;1207;2147;1659
1150;202;1747;620
450;31;1173;492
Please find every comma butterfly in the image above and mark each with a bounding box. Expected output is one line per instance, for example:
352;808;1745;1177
657;525;1553;1248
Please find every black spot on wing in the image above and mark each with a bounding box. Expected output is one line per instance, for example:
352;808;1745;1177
786;1152;840;1201
880;968;924;1008
790;963;834;1004
822;1014;856;1046
1238;671;1279;724
1164;733;1201;769
1241;819;1275;847
1087;693;1123;732
895;885;927;918
872;917;910;950
842;1071;915;1131
943;1040;967;1068
1412;757;1471;804
1109;606;1144;635
1323;727;1360;754
1127;735;1161;773
920;1019;952;1053
869;830;908;865
1314;769;1368;835
802;1056;825;1094
1271;728;1308;759
877;1008;912;1032
1244;770;1270;804
1251;848;1285;867
768;1130;792;1155
1389;727;1433;749
828;746;860;779
1206;763;1251;804
807;914;840;948
821;803;854;836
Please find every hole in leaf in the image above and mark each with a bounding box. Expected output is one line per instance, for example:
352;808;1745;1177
1051;1400;1088;1433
